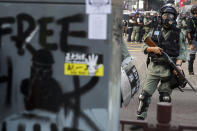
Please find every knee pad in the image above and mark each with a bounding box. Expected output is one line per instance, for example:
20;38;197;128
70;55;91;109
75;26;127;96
137;91;151;115
159;92;171;102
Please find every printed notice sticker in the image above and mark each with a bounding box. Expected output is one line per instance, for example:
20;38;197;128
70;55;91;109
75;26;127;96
88;14;107;40
86;0;111;14
64;52;104;77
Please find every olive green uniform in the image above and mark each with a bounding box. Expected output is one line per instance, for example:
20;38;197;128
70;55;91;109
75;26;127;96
138;28;187;119
143;17;152;41
131;26;140;42
131;16;143;42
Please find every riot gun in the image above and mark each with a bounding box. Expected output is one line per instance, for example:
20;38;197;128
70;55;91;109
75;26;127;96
144;37;196;93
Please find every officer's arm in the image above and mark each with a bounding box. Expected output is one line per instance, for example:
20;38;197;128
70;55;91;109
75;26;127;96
142;31;162;55
186;20;195;50
187;32;192;45
182;20;187;28
142;44;149;54
142;31;153;54
186;19;193;45
176;32;187;64
144;18;149;26
137;18;142;25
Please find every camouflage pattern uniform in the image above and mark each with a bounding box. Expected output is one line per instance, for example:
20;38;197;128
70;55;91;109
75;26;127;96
137;27;187;120
136;5;187;120
143;13;153;41
187;5;197;75
179;13;188;41
131;13;141;42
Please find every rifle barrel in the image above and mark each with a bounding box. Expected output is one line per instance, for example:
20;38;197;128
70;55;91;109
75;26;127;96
144;37;196;93
162;52;196;93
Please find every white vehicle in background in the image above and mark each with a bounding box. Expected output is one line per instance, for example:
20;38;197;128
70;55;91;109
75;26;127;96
123;10;131;20
144;10;158;16
123;10;136;20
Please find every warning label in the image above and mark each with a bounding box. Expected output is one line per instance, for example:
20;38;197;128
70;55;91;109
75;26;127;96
64;52;104;77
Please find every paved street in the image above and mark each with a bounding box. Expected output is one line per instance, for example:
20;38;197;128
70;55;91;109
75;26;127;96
120;37;197;131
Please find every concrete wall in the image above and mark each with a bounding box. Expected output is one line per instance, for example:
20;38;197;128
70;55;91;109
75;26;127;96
0;0;122;131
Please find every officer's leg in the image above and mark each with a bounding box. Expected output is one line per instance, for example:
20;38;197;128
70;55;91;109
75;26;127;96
123;26;127;36
131;27;136;42
137;90;151;120
139;28;145;42
159;92;171;102
127;28;131;42
135;27;140;42
143;28;148;41
137;74;160;120
138;30;142;42
188;51;196;75
158;77;172;102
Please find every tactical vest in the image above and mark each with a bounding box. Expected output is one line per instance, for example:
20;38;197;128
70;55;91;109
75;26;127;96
128;19;133;27
180;19;187;29
138;17;143;27
133;17;138;26
152;16;158;28
151;27;180;57
145;18;152;27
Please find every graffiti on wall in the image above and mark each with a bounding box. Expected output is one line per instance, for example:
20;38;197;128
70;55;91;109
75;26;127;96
0;13;102;131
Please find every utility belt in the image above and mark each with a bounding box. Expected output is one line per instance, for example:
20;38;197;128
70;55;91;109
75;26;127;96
144;25;151;28
151;59;173;70
148;53;176;69
180;26;187;30
152;60;168;65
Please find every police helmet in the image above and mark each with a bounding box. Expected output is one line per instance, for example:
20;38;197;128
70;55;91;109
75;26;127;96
160;4;178;19
166;0;174;4
180;12;187;18
135;11;140;16
191;5;197;15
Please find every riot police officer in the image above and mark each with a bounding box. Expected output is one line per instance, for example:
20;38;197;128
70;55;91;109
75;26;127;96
187;5;197;75
131;12;143;42
127;15;134;42
152;12;159;29
143;13;153;40
122;19;128;37
136;5;187;120
138;13;145;43
179;12;188;41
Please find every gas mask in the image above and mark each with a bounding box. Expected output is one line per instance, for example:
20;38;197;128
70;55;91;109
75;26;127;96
193;13;197;21
192;9;197;19
162;13;176;29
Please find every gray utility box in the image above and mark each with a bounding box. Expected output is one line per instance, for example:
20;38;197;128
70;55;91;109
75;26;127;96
0;0;122;131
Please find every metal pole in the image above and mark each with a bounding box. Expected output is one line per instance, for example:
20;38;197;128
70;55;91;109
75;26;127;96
144;0;148;10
